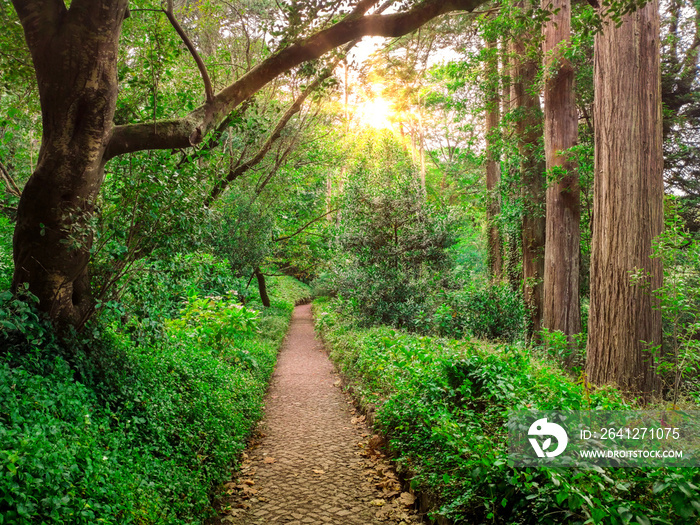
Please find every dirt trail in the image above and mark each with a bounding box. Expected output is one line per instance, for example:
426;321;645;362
218;304;421;525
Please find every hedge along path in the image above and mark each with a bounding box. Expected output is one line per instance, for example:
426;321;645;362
216;304;422;525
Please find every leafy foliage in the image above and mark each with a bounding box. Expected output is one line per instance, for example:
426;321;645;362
324;131;458;328
315;298;700;525
431;277;525;342
0;273;309;524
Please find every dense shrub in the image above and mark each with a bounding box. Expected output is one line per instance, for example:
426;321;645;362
322;131;458;329
0;275;309;524
314;298;700;525
431;277;525;342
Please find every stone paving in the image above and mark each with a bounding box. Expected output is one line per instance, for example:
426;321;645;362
216;304;422;525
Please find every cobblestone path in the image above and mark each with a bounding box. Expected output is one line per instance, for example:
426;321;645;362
217;304;421;525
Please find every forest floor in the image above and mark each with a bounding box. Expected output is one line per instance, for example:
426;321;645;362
214;304;422;525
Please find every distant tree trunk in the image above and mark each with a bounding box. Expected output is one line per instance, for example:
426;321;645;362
11;1;129;328
586;0;663;397
542;0;580;339
504;223;522;291
254;267;271;308
485;38;503;281
512;27;546;340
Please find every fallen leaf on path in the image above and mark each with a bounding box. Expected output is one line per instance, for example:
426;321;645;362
312;469;325;474
371;499;386;506
242;479;255;486
399;492;416;507
263;457;276;464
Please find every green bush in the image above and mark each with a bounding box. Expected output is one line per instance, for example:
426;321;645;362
432;277;525;342
314;298;700;525
0;275;309;524
322;131;458;329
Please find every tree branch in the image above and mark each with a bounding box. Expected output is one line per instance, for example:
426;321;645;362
177;98;253;167
205;35;364;204
105;0;487;160
205;78;322;204
0;159;21;198
163;0;214;103
275;208;339;242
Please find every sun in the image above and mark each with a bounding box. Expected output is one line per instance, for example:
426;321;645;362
357;97;393;130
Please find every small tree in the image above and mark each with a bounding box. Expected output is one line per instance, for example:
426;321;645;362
329;131;456;327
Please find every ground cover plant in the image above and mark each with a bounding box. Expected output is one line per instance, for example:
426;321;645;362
313;298;700;525
0;271;309;524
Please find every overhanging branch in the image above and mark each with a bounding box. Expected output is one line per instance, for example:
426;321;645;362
275;208;339;242
105;0;487;160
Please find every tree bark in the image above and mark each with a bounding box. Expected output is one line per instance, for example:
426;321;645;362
485;38;503;281
254;267;271;308
11;0;129;327
586;0;663;397
542;0;580;339
512;27;546;340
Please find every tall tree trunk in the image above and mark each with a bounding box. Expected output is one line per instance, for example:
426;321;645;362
586;0;663;397
542;0;580;339
512;28;546;340
504;222;522;292
485;38;503;281
11;1;129;328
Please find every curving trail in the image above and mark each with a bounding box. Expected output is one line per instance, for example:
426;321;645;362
218;304;421;525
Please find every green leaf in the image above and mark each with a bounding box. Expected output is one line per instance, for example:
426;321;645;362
635;514;651;525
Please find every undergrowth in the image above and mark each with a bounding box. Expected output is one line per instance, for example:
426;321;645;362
0;266;309;524
313;297;700;525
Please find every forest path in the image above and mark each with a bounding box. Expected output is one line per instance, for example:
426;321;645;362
217;304;421;525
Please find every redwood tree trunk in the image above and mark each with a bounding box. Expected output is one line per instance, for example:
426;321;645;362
586;0;663;397
11;1;129;327
485;38;503;281
542;0;580;338
512;30;546;340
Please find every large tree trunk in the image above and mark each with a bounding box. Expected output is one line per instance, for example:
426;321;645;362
11;1;128;327
485;38;503;281
512;29;546;340
586;0;663;397
542;0;580;339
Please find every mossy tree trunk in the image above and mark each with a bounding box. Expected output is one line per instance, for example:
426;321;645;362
11;0;129;328
485;37;503;282
542;0;581;343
